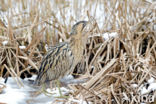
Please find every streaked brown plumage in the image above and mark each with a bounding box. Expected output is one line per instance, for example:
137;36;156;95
35;21;88;86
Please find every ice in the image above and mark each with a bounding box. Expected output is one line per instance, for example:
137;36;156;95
0;78;27;104
0;77;55;104
0;75;84;104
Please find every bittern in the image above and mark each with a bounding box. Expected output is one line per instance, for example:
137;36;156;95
35;21;89;97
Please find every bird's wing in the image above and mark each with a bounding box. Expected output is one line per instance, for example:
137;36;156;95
35;42;74;85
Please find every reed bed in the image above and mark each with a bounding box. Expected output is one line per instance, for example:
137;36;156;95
0;0;156;103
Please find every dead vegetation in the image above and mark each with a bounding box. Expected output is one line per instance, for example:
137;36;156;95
0;0;156;103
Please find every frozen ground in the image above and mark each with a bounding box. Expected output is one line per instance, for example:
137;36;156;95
0;75;90;104
0;76;70;104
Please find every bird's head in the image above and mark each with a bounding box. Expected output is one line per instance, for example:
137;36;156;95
70;21;88;36
70;21;89;46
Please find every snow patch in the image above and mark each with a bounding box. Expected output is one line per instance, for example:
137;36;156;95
19;45;26;49
24;75;37;81
47;87;70;97
102;32;118;40
148;77;155;84
131;84;138;88
0;77;55;104
2;40;8;46
140;77;156;95
0;78;26;104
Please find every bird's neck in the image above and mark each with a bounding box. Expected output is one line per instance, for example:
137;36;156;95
70;37;84;64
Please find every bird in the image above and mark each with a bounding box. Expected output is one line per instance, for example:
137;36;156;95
34;21;89;97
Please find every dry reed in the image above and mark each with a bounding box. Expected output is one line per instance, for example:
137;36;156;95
0;0;156;103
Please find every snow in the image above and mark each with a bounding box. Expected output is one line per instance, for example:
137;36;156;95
148;83;156;91
0;77;27;104
88;32;118;40
0;75;89;104
0;77;68;104
141;83;156;95
19;46;26;49
47;87;70;97
102;32;118;40
148;77;155;84
69;98;90;104
24;75;37;81
140;77;156;95
131;84;138;88
0;86;26;104
2;41;8;46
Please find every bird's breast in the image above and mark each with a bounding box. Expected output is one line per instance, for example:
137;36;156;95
70;41;84;65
